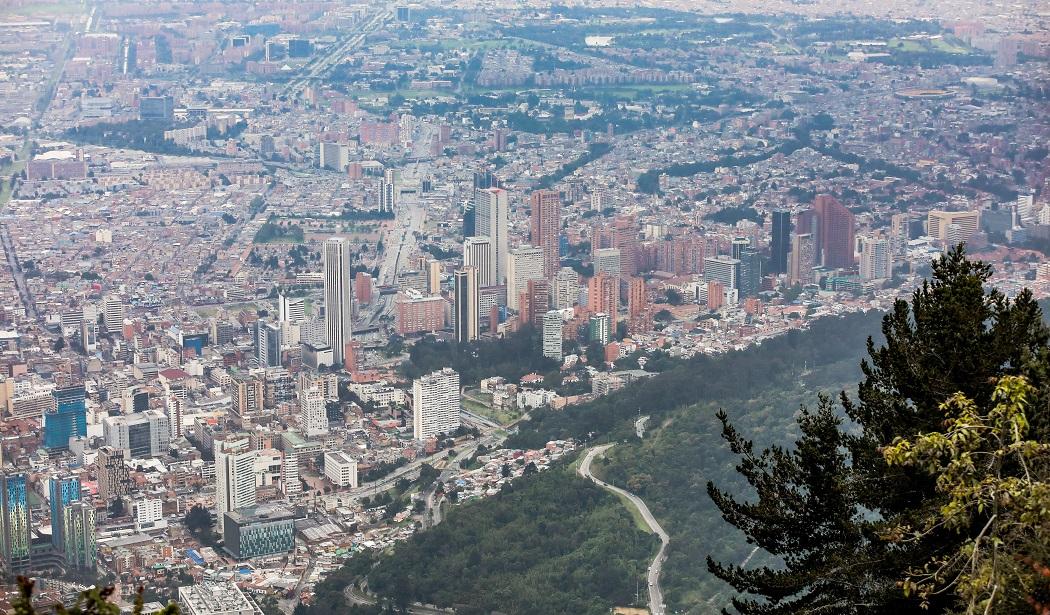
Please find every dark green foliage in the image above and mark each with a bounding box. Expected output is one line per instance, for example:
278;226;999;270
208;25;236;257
535;143;612;190
403;327;557;387
365;468;655;614
708;245;1050;614
253;222;304;243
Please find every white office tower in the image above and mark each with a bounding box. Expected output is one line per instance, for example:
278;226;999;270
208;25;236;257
102;295;124;334
1018;194;1035;226
215;440;257;518
860;237;891;281
593;247;622;278
298;385;329;438
473;187;509;284
412;368;461;441
506;245;544;311
552;267;580;309
379;168;398;213
279;294;306;324
318;142;349;172
281;449;301;497
323;237;353;366
543;310;563;361
166;394;183;440
463;237;495;287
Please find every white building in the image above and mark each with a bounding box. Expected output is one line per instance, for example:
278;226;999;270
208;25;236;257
323;237;353;365
215;441;257;519
133;498;165;532
298;386;329;437
279;294;306;324
463;236;495;287
102;295;124;334
860;237;891;281
593;247;621;278
324;451;358;488
506;245;544;311
102;410;170;458
412;368;461;441
473;187;509;284
552;267;580;309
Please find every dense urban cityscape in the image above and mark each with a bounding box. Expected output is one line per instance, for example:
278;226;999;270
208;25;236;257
0;0;1046;613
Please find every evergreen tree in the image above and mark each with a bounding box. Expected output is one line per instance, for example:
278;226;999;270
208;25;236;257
708;245;1050;614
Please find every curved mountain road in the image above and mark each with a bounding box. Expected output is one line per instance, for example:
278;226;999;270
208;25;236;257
578;444;669;615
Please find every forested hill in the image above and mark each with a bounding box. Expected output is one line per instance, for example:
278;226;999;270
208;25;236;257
507;308;884;450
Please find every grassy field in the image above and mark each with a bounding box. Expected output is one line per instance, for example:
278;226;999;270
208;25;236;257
462;390;523;426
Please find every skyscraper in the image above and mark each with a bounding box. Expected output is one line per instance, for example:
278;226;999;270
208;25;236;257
45;385;87;451
96;446;131;502
62;501;96;571
463;237;495;287
454;267;480;343
102;410;170;458
529;190;561;278
704;256;741;290
542;310;563;361
473;188;509;284
102;294;124;334
812;194;856;269
770;210;791;274
379;168;398;212
738;248;762;298
215;440;257;519
588;273;618;339
298;385;329;437
593;248;621;279
552;267;580;310
278;295;306;324
255;320;282;368
789;233;816;285
506;245;544;311
50;474;80;551
588;313;610;345
0;473;30;572
860;237;891;281
890;213;910;259
323;238;353;366
412;368;460;441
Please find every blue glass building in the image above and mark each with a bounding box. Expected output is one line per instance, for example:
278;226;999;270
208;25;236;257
0;473;30;571
45;385;87;451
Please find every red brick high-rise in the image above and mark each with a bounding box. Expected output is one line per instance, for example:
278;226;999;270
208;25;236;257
588;272;618;318
529;190;561;279
808;195;856;270
354;272;373;305
520;279;550;329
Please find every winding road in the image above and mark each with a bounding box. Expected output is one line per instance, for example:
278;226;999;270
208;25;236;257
578;444;669;615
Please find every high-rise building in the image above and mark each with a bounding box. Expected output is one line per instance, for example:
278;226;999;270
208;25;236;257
552;267;580;309
96;446;131;502
103;410;171;458
355;272;373;305
529;190;561;278
927;210;980;246
255;320;282;368
463;237;495;287
45;385;87;451
812;195;856;269
704;256;741;290
627;277;649;318
49;474;80;551
473;188;509;284
395;290;445;335
426;259;442;294
453;267;480;343
318;142;349;172
613;216;640;277
215;441;257;522
590;186;608;212
731;237;751;260
102;295;124;334
890;213;910;258
298;386;328;437
62;501;95;570
323;238;353;366
412;368;460;441
233;376;264;428
789;233;817;285
860;237;891;281
379;168;398;212
588;313;610;345
520;279;550;329
0;473;30;572
593;248;621;279
738;248;762;298
588;273;617;340
278;295;306;324
542;310;563;361
506;245;544;311
770;210;791;274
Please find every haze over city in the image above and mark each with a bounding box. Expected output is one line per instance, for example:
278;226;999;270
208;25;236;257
0;0;1046;613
